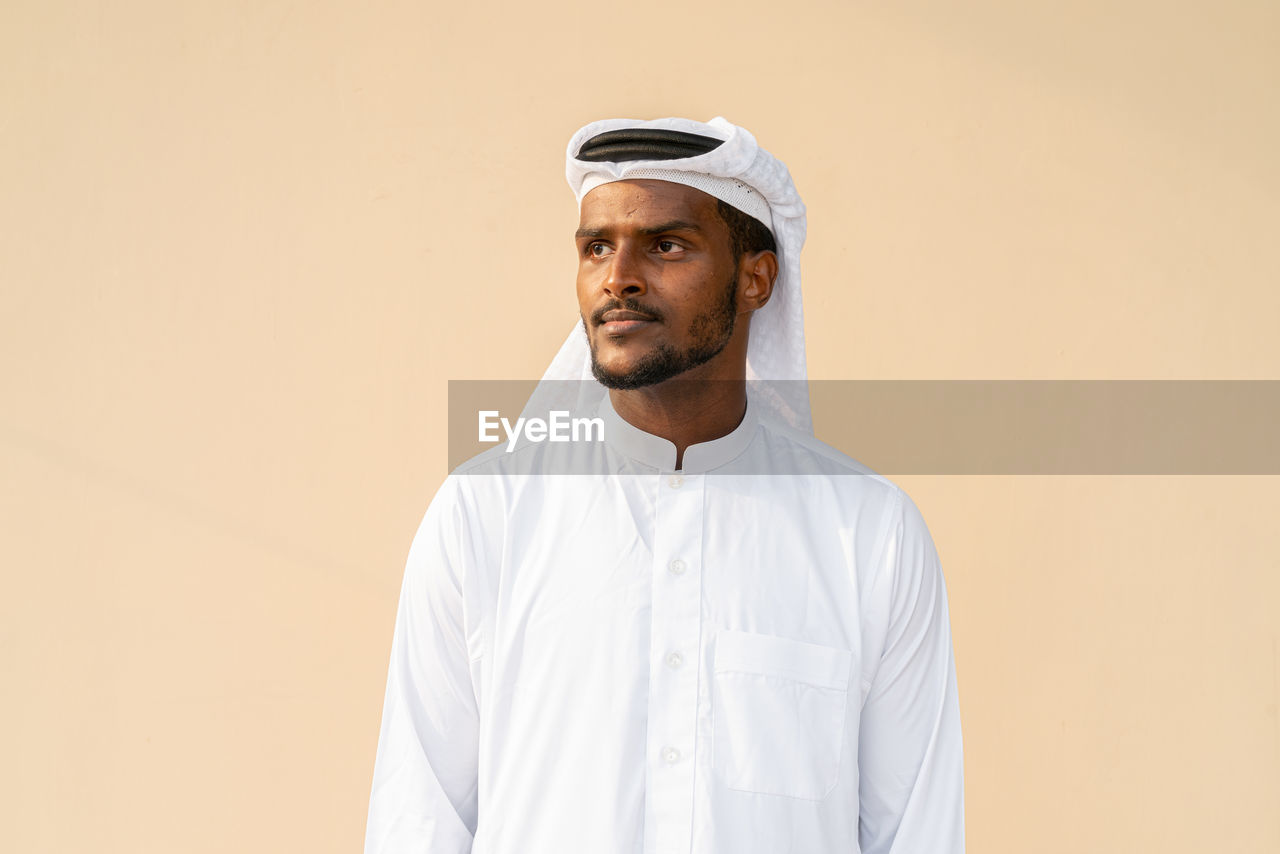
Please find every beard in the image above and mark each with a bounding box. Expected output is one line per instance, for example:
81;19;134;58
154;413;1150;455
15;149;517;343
588;271;739;390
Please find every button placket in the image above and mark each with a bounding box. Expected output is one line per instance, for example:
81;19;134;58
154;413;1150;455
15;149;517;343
643;472;704;854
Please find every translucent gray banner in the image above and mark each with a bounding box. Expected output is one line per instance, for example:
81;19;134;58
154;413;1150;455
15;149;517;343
448;381;1280;475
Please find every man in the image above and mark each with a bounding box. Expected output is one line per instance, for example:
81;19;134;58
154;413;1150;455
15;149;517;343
365;117;964;853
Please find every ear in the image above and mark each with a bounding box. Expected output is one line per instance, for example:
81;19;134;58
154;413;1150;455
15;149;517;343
737;250;778;313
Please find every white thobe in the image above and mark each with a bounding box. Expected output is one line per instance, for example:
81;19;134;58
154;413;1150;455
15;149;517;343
365;392;964;853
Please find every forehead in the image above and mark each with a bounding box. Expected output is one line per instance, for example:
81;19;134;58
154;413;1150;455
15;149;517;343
578;179;721;228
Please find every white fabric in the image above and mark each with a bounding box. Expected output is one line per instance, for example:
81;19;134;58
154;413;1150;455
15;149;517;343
542;116;812;434
365;395;965;854
578;168;774;232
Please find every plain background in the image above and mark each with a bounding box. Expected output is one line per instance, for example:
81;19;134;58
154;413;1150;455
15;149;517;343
3;1;1277;851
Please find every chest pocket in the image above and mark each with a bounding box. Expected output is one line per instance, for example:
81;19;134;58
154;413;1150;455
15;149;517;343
711;629;852;800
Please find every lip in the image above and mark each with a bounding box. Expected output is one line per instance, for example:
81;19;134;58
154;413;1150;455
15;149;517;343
597;309;657;334
600;319;654;334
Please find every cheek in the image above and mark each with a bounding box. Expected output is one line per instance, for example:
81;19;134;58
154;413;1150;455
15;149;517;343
581;268;599;312
575;266;595;307
660;270;727;314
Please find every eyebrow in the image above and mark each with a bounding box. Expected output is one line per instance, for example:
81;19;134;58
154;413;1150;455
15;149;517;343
575;220;704;240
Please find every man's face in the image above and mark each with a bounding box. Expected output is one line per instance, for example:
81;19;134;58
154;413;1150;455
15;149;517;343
575;180;743;390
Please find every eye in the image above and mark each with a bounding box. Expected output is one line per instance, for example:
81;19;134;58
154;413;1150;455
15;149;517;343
656;239;683;255
586;242;612;258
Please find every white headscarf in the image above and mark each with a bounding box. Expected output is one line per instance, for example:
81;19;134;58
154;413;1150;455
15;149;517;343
539;116;812;434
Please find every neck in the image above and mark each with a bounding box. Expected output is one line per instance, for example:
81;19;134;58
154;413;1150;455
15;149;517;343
608;378;747;470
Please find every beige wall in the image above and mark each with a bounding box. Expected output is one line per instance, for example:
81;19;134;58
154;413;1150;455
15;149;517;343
2;1;1277;851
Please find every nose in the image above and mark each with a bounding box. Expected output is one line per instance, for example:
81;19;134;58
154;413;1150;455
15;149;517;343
601;244;647;300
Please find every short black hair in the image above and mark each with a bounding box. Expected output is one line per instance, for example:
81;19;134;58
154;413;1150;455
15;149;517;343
715;198;776;260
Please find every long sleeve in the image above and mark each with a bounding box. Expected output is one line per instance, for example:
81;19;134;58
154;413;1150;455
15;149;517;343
366;477;482;854
857;490;965;854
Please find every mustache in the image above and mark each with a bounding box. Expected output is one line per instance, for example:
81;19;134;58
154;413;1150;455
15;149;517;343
590;299;663;326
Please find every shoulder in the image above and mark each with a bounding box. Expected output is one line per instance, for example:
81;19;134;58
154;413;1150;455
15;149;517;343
750;416;939;551
755;415;903;496
449;440;533;476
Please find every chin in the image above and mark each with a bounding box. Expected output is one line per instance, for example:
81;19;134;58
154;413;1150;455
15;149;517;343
592;357;643;383
587;348;644;389
591;341;650;372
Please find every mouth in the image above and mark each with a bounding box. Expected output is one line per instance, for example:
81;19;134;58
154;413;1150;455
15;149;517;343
596;308;658;335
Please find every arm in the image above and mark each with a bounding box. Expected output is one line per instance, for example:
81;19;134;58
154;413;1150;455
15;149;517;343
858;490;965;854
365;477;482;854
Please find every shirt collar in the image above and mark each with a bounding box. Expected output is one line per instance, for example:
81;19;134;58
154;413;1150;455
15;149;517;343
597;389;760;474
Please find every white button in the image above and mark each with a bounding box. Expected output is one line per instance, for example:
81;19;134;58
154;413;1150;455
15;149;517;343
666;651;683;669
667;474;684;489
668;558;686;575
662;746;680;764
